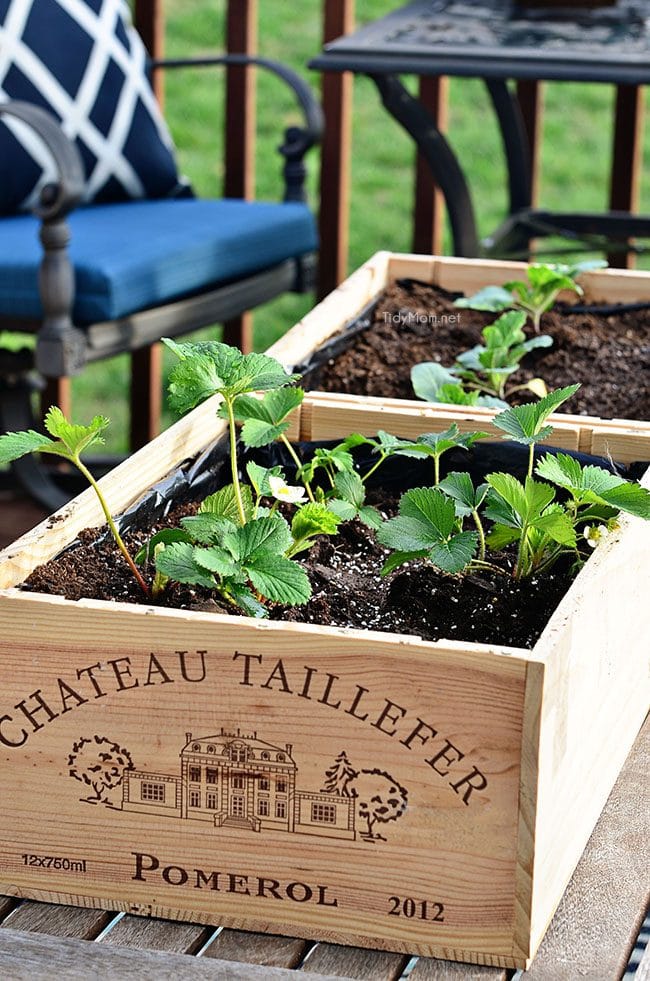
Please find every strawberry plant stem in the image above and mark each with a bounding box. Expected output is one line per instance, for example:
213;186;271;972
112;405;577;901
225;398;247;525
280;434;315;502
75;458;149;595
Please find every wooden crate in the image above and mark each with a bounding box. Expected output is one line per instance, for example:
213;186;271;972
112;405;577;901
0;395;648;970
267;251;650;451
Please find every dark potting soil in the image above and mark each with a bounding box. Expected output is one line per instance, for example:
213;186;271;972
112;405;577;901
25;489;576;651
307;280;650;420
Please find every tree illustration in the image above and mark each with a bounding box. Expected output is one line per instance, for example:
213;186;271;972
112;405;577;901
68;735;135;805
322;750;358;797
350;768;408;842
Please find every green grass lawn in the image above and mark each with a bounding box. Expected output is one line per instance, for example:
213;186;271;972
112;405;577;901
72;0;650;451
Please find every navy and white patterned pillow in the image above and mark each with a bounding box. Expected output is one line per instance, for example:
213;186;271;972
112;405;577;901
0;0;183;214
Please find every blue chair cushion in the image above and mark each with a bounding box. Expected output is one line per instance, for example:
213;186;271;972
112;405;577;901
0;198;317;323
0;0;182;215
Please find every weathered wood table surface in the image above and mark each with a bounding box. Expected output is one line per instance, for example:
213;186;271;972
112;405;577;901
1;716;647;980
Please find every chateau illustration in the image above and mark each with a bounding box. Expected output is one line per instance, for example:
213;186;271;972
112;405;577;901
121;729;358;840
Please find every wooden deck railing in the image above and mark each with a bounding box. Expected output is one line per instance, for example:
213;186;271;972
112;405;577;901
46;1;644;448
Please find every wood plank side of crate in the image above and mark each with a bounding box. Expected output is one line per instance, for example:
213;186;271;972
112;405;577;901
519;465;650;959
0;593;531;966
300;393;650;465
0;399;301;590
299;393;581;453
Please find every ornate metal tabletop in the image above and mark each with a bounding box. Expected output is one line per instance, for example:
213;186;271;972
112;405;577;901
311;0;650;84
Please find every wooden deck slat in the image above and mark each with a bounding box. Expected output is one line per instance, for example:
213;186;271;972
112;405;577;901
98;914;210;952
521;716;649;980
300;941;408;979
0;927;346;981
407;956;507;979
0;900;112;939
202;927;310;967
0;897;19;921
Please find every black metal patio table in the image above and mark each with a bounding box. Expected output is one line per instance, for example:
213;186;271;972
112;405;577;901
310;0;650;259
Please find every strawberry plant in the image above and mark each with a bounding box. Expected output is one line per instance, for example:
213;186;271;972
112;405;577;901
0;408;148;594
454;260;606;333
411;310;552;408
378;385;650;581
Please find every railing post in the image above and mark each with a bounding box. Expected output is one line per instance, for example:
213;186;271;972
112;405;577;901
412;76;448;256
609;84;645;270
222;0;258;354
516;80;543;208
131;0;166;449
318;0;355;299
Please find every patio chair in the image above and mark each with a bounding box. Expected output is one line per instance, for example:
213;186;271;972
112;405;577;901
0;0;323;510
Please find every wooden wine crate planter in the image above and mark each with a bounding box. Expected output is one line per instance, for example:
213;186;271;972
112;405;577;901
1;395;649;970
267;251;650;449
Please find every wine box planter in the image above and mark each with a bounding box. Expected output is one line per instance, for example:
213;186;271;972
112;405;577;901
266;250;650;436
1;395;649;970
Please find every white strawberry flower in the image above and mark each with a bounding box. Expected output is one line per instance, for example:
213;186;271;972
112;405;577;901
582;524;609;549
268;475;307;505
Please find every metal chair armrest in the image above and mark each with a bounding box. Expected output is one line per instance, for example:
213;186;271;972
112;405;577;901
0;101;84;219
152;55;324;203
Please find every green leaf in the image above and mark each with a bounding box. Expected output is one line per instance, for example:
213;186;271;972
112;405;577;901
327;499;357;522
167;353;224;415
181;513;238;546
192;546;240;578
199;484;254;524
358;505;382;529
245;462;283;498
225;583;269;618
135;528;191;565
437;385;483;407
534;506;577;546
232;387;304;425
454;285;514;312
415;424;489;458
0;429;54;465
400;486;457;538
481;310;528;349
429;531;478;573
486;523;521;550
164;338;298;409
486;472;528;523
438;472;488;514
411;362;460;402
492;384;580;445
536;453;650;520
240;418;290;447
246;554;311;605
292;503;342;540
333;470;365;508
43;407;109;456
487;473;554;525
381;549;428;575
154;541;216;589
233;515;293;562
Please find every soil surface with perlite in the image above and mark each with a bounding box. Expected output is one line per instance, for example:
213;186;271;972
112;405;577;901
307;280;650;420
26;489;575;651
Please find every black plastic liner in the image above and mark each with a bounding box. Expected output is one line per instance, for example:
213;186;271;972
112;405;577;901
107;431;647;544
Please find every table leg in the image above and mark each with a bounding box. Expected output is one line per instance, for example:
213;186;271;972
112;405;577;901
484;78;532;216
369;73;480;258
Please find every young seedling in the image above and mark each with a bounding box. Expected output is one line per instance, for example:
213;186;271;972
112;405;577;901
454;260;606;333
164;338;302;524
412;310;552;407
0;407;149;595
389;424;490;485
491;382;580;478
